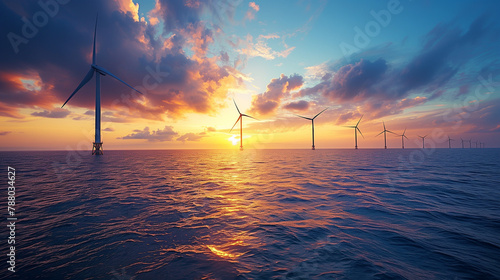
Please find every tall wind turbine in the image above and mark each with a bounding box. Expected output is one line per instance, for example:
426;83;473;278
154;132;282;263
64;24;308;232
397;128;408;149
61;15;143;155
376;122;395;149
295;108;328;150
448;136;454;148
230;99;257;150
344;115;364;149
418;135;428;149
461;138;465;149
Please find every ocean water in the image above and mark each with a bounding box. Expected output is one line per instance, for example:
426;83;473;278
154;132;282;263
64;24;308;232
1;149;499;280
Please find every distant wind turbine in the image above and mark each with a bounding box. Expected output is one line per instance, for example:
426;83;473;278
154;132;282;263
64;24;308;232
396;128;408;149
418;135;428;149
61;14;143;155
461;138;465;149
344;115;364;149
295;108;328;150
448;136;454;148
468;139;472;148
230;99;257;150
474;141;478;148
376;122;395;149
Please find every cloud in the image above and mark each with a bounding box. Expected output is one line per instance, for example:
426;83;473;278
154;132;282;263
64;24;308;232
0;0;244;121
283;100;310;111
249;2;259;12
0;131;11;136
177;132;204;142
103;127;115;132
119;126;178;141
31;108;71;118
249;73;304;116
245;2;260;21
176;126;216;142
238;34;295;60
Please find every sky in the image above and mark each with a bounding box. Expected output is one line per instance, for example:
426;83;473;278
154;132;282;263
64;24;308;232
1;0;499;150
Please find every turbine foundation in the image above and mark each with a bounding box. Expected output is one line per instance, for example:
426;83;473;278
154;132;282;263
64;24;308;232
92;142;103;155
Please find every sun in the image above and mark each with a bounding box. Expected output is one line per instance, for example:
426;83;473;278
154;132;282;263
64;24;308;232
228;135;239;145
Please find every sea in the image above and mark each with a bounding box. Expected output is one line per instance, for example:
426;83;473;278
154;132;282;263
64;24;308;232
0;149;499;280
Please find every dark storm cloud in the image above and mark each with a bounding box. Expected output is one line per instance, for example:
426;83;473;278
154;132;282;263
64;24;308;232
0;0;242;120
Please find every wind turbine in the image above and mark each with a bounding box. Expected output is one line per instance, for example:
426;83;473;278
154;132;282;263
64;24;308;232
448;136;454;148
295;108;328;150
376;122;395;149
468;139;472;148
344;115;364;149
61;15;143;155
230;99;257;150
396;128;408;149
474;141;478;148
418;135;428;149
461;138;465;149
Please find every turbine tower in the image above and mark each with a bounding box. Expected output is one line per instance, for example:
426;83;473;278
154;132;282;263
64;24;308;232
376;122;395;149
344;115;364;149
397;128;408;149
418;135;428;149
62;15;143;155
230;99;257;150
448;136;454;148
295;108;328;150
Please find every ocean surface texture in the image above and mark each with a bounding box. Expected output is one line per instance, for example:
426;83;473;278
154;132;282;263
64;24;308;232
1;149;499;280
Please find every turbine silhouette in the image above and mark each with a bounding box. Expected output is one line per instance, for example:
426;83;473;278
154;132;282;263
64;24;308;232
62;15;143;155
418;135;428;149
396;128;408;149
375;122;395;149
448;136;454;148
344;115;364;149
461;138;465;149
295;108;328;150
229;99;257;150
468;139;472;148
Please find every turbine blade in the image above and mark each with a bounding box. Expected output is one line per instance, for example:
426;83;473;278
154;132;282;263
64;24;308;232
403;128;407;135
312;107;328;119
93;65;143;94
387;130;396;135
233;99;241;114
376;131;384;137
343;125;356;128
295;114;312;121
242;114;259;121
383;121;386;130
403;135;408;139
229;115;241;132
356;115;363;127
357;127;364;139
62;68;95;108
93;14;98;65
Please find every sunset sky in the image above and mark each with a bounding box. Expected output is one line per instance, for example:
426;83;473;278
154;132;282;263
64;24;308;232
1;0;499;150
